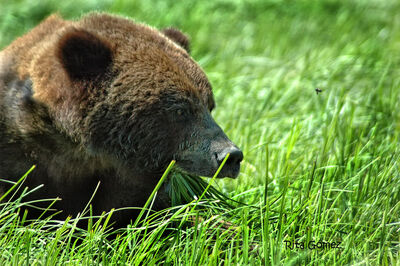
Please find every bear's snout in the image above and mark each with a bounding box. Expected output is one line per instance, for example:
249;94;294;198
215;146;243;178
174;113;243;179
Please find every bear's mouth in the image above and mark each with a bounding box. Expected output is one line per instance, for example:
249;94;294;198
162;167;237;207
219;165;241;179
174;158;241;179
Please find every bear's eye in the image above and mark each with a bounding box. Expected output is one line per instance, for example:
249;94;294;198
176;109;184;116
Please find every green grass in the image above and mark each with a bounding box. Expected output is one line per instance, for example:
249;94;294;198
1;0;400;264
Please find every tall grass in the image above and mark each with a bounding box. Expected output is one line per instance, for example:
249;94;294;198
1;0;400;264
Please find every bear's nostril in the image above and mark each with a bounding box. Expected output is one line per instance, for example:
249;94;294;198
217;147;243;166
228;148;243;165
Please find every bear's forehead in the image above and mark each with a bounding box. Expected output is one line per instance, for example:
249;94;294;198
80;13;187;57
110;51;213;107
79;13;214;107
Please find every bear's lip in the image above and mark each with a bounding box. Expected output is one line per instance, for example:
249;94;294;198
217;164;241;179
174;159;241;179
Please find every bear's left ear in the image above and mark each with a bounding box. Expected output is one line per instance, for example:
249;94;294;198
56;28;113;80
162;28;190;53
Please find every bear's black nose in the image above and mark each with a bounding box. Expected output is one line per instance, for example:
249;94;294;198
216;146;243;176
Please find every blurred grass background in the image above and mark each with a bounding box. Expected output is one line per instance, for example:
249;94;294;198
1;0;400;264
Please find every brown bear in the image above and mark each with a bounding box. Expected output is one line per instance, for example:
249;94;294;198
0;13;243;227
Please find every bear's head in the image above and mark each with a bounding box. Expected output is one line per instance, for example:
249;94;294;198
31;14;243;180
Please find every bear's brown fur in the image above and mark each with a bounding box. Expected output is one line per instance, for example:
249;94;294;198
0;13;243;227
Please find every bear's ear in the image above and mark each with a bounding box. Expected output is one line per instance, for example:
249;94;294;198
162;28;190;53
56;28;113;80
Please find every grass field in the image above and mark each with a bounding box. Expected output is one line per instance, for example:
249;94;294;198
1;0;400;264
